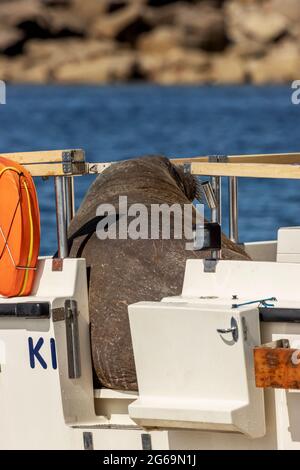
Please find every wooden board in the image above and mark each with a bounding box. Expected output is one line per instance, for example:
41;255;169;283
0;149;86;177
23;162;87;177
190;162;300;179
2;150;300;178
0;149;85;164
254;346;300;389
172;152;300;165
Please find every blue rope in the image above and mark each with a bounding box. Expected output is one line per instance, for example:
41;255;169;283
232;297;277;309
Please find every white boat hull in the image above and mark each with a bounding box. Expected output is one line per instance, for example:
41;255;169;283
1;249;300;449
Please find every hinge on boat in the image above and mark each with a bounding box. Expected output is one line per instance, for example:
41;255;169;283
241;316;248;341
83;432;94;450
52;258;63;271
62;150;73;174
208;155;228;163
53;300;81;379
65;299;81;379
204;259;218;273
62;149;86;175
52;306;65;322
141;433;152;450
183;163;191;174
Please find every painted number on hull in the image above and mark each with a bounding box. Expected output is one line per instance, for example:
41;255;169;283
28;337;57;370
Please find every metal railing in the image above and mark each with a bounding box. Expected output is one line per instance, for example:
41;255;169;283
2;149;300;259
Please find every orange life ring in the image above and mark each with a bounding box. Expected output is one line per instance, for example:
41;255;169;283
0;157;40;297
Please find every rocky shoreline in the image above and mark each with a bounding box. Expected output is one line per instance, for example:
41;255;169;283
0;0;299;84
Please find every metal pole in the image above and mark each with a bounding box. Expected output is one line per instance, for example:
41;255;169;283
211;176;221;259
64;176;75;226
54;176;68;258
211;176;222;225
229;176;239;243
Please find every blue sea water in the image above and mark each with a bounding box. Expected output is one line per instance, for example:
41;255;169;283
0;84;300;255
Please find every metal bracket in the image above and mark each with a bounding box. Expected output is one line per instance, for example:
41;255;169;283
141;434;152;450
52;306;65;322
62;149;85;175
204;259;218;273
83;432;94;450
52;258;63;271
183;162;191;174
65;299;81;379
62;150;73;174
208;155;228;163
232;297;277;309
217;316;239;342
241;316;248;341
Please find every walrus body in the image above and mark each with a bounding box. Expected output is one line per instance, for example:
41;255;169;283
68;156;250;391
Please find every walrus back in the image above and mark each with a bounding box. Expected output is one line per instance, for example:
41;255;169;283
68;156;250;391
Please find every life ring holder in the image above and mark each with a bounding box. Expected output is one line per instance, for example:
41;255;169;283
0;160;40;297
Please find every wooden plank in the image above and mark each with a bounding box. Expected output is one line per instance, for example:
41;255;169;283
85;153;300;178
86;159;300;179
254;346;300;389
0;150;86;176
3;150;300;178
20;162;87;177
0;149;85;164
172;153;300;165
227;153;300;164
190;162;300;179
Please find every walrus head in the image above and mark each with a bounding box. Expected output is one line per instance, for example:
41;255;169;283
168;161;202;202
143;155;202;203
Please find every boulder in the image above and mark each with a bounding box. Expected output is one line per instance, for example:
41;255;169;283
268;0;300;23
0;0;86;48
137;47;212;84
144;2;228;51
53;50;136;83
137;26;184;53
225;0;288;44
0;27;24;54
12;62;50;83
247;39;300;83
5;38;121;83
0;0;44;29
43;8;85;37
2;54;51;84
229;41;267;59
70;0;109;23
0;0;299;84
211;51;246;84
69;0;148;27
25;38;117;63
0;57;10;80
44;0;73;5
91;3;152;44
174;3;228;51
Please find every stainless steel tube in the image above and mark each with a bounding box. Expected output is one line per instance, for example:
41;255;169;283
64;176;75;226
211;176;221;259
201;181;217;210
211;176;222;225
54;176;68;258
229;176;239;243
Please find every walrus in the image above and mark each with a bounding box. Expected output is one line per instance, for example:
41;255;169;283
68;156;250;391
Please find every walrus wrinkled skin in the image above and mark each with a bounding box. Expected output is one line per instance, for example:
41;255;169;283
68;156;250;391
